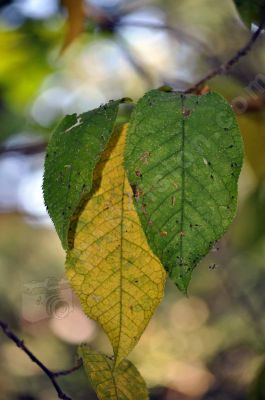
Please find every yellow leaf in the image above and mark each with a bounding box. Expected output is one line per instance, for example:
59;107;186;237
79;345;149;400
66;124;166;365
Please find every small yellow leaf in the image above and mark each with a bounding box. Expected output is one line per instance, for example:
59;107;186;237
66;124;166;365
79;345;149;400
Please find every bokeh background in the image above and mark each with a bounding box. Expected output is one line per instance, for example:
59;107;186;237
1;0;265;399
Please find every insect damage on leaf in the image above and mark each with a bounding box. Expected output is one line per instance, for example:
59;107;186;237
43;99;122;250
79;345;149;400
66;124;166;366
125;89;243;293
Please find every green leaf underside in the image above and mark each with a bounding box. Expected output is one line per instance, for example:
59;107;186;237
79;346;148;400
125;90;243;292
43;100;121;249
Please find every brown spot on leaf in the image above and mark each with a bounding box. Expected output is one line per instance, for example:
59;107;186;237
182;108;191;117
141;203;148;215
140;151;151;165
131;184;143;200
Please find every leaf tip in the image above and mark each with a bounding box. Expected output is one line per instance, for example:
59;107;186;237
174;271;192;296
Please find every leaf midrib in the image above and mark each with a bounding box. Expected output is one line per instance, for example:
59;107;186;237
178;94;186;273
116;169;126;366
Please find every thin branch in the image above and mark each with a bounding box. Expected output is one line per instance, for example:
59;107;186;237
1;6;265;158
0;319;82;400
117;0;154;18
184;6;265;94
84;2;210;51
0;141;47;156
116;33;154;86
53;360;83;378
117;20;209;53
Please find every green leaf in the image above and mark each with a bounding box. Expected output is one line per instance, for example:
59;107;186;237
234;0;264;27
79;345;149;400
125;90;243;293
43;100;122;250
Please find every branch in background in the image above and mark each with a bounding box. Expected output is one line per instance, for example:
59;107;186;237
116;34;154;86
117;0;154;17
184;4;265;94
117;20;210;53
0;141;48;155
83;0;210;52
53;362;84;378
1;4;265;157
0;319;83;400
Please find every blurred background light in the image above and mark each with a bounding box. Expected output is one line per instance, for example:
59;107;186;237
15;0;59;19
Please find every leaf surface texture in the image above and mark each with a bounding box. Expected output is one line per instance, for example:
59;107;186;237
125;90;243;292
66;124;166;364
80;346;148;400
43;100;121;249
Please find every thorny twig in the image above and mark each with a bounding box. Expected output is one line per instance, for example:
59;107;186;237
0;319;83;400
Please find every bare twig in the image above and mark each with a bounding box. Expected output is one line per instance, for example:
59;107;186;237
53;360;83;378
117;0;154;17
116;34;154;86
183;5;265;94
0;319;82;400
1;5;264;157
0;141;47;155
117;20;209;53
